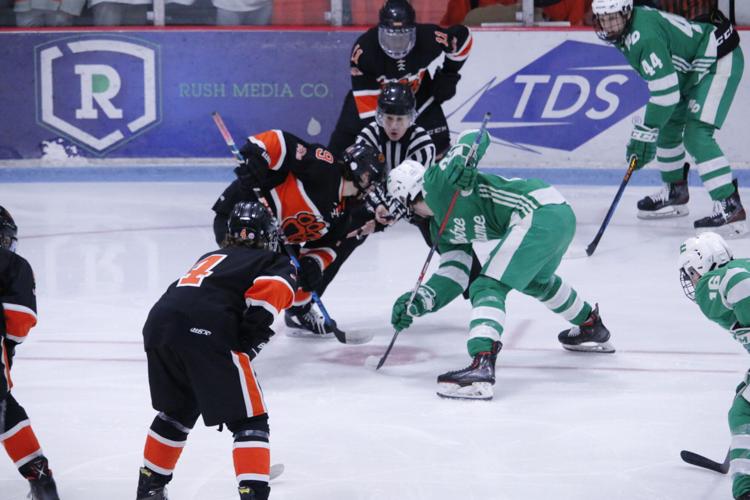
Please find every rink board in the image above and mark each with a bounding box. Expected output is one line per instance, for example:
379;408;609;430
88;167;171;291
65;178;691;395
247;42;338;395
0;27;748;168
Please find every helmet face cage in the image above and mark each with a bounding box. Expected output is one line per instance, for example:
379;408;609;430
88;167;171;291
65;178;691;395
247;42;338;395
387;159;425;218
227;202;280;252
593;10;632;43
0;206;18;252
378;0;416;59
677;232;733;301
679;267;698;301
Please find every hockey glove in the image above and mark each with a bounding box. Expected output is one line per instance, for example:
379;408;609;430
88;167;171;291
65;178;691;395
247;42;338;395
234;144;268;189
4;339;16;369
626;124;658;167
442;129;491;191
432;68;461;104
297;257;324;292
391;288;432;331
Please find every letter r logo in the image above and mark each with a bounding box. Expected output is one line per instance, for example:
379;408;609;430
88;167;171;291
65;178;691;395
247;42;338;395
75;64;124;119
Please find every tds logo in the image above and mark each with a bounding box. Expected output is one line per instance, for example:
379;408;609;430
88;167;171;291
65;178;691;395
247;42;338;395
462;40;649;152
35;36;160;155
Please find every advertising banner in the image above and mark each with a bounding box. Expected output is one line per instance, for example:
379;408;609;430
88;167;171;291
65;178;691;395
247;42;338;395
0;28;747;168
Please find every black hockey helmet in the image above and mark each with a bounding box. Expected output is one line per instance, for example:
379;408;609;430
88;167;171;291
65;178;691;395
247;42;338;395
0;205;18;252
226;201;280;252
340;143;386;192
378;0;417;59
377;82;416;126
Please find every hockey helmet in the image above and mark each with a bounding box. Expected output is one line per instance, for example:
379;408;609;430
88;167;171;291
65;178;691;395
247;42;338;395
376;82;416;127
591;0;633;44
678;231;733;301
0;205;18;252
378;0;417;59
341;142;386;192
227;201;280;252
387;159;426;216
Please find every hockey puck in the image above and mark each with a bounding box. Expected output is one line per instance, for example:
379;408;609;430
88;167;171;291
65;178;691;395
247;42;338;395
364;355;381;369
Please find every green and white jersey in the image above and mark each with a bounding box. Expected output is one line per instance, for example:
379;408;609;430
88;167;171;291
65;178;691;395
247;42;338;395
416;155;567;312
617;6;717;127
695;259;750;352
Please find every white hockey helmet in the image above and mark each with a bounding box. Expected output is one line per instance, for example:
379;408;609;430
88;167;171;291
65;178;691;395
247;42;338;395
591;0;633;44
387;159;426;215
678;231;733;300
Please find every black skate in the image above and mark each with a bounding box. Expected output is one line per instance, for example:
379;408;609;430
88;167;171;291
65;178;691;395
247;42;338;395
238;484;269;500
694;179;747;238
636;164;689;219
284;305;336;339
136;467;170;500
20;456;60;500
436;341;502;401
558;305;614;353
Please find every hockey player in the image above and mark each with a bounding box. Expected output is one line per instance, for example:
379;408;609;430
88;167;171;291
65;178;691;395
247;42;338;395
137;202;295;500
591;0;745;236
212;130;385;338
328;0;473;158
387;131;614;400
678;231;750;500
0;206;60;500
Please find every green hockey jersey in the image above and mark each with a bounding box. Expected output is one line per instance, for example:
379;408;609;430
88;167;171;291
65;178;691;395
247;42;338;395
616;6;718;127
695;259;750;352
415;135;567;313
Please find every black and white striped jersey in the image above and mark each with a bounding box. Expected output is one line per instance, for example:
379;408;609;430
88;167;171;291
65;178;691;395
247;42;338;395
355;122;436;173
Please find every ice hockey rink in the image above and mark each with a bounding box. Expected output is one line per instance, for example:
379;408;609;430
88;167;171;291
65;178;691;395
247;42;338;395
2;175;750;500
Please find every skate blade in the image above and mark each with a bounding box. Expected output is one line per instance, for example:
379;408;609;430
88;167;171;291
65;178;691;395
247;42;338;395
637;206;689;220
561;341;615;353
436;382;493;400
285;327;335;339
696;221;748;239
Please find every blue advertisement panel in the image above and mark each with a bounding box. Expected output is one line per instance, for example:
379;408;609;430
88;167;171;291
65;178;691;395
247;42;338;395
0;30;358;159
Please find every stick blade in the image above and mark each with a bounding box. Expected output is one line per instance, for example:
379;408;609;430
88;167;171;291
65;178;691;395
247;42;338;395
680;449;730;474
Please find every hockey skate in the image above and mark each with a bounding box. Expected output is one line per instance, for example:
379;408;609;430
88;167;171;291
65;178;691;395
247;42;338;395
636;164;689;219
558;305;614;353
436;341;502;401
694;180;747;238
136;467;170;500
284;304;336;339
20;456;60;500
239;484;269;500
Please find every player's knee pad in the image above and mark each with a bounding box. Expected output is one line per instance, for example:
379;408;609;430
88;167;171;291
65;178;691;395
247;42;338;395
683;120;720;161
0;394;29;435
152;410;199;441
469;275;509;303
227;414;269;442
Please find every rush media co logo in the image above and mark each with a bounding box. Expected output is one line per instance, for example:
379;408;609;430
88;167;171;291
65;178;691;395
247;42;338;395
460;40;650;152
34;35;161;155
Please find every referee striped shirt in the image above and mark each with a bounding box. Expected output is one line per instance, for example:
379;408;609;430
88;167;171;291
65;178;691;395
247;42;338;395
355;122;436;172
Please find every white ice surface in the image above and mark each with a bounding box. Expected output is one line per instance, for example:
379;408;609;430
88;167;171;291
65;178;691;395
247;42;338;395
1;182;748;500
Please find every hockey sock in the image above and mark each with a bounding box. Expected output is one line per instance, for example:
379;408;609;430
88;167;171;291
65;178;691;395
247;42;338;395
730;392;750;498
685;121;734;200
142;410;197;477
467;276;508;356
0;395;43;475
525;274;592;325
229;415;271;500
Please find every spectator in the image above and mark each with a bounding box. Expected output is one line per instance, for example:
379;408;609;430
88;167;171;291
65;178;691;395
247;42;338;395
213;0;272;25
88;0;149;25
14;0;84;26
440;0;516;26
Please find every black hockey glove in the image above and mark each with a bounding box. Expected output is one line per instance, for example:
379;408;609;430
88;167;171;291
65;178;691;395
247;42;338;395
297;257;324;292
234;144;268;189
432;68;461;104
4;339;17;369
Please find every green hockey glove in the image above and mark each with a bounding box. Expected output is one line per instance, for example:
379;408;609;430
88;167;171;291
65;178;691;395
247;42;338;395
391;287;433;331
626;123;658;167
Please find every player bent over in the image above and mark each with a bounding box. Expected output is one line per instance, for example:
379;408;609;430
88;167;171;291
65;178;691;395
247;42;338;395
211;130;385;339
0;206;60;500
137;202;295;500
387;131;614;400
678;232;750;499
592;0;745;236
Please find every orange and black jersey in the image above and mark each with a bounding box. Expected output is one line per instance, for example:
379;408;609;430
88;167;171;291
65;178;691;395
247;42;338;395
143;246;296;352
350;23;472;120
213;129;350;246
0;248;37;345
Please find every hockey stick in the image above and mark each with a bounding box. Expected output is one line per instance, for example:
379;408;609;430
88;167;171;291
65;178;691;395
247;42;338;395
211;112;363;345
585;155;638;257
680;449;730;474
376;112;492;370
